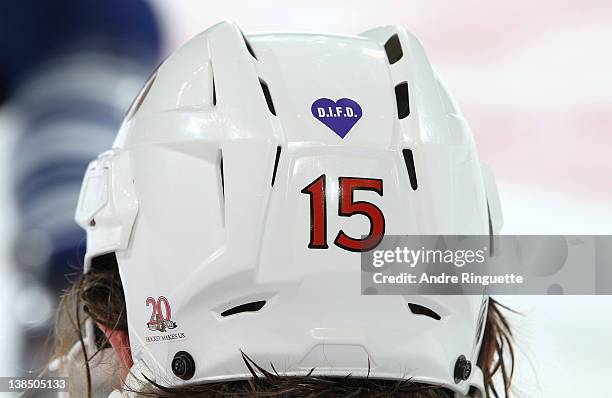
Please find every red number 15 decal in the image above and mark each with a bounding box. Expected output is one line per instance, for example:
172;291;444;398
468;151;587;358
301;175;385;252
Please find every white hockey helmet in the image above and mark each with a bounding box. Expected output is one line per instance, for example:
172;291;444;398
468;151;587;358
74;21;503;397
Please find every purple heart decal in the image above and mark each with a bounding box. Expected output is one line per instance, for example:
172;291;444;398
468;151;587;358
311;97;362;139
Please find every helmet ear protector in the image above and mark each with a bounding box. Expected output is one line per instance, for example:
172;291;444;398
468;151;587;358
69;21;500;398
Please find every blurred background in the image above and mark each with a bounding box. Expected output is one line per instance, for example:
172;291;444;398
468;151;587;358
0;1;610;397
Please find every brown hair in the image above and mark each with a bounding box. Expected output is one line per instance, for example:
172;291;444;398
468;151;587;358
52;253;516;398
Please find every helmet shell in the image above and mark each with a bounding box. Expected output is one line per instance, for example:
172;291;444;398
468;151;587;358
75;21;502;397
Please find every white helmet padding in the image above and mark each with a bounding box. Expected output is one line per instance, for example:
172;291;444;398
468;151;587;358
75;21;500;397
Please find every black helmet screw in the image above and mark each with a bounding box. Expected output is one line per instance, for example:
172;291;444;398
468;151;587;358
172;351;195;380
454;355;472;383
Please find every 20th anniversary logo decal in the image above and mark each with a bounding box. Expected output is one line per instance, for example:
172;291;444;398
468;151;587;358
144;296;186;344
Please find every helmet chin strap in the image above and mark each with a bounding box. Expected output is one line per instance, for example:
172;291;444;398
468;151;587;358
49;321;135;397
51;345;122;397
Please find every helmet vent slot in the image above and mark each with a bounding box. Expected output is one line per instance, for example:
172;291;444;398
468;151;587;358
384;34;403;64
271;146;282;186
408;303;441;320
242;33;258;60
219;151;225;197
217;149;225;225
212;74;217;106
402;149;418;190
395;82;410;119
259;79;277;116
126;70;157;121
221;300;266;317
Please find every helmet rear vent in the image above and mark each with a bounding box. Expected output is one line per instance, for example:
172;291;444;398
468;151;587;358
271;146;282;186
212;74;217;106
218;150;225;197
259;79;277;116
384;34;403;64
408;303;441;320
242;32;258;60
402;149;418;190
395;82;410;119
221;300;266;317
